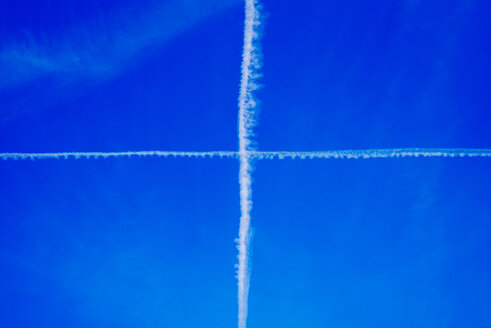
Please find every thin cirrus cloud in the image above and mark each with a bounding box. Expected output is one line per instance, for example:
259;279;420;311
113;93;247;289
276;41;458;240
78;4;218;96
0;0;240;90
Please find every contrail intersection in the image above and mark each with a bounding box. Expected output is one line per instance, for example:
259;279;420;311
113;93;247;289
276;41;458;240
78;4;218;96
1;0;490;327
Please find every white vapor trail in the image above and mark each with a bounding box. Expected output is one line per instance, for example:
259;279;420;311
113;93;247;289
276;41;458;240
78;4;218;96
0;151;237;160
1;149;490;161
252;148;491;160
236;0;262;328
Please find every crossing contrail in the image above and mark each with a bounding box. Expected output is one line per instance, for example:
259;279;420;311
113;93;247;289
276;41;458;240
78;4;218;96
236;0;262;327
1;2;489;328
0;151;238;160
2;149;491;161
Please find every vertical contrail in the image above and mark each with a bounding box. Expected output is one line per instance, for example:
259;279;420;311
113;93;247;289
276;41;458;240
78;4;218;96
237;0;262;328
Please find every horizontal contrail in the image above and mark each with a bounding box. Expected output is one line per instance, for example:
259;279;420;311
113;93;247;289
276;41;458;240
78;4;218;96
1;149;490;161
251;148;491;160
0;151;238;160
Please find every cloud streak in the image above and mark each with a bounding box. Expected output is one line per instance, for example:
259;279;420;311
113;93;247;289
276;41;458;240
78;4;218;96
0;0;241;125
0;0;240;90
236;0;262;328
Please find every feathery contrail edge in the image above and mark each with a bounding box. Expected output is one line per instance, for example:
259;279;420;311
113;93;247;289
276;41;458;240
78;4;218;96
2;149;490;161
251;148;491;159
0;151;238;160
236;0;262;328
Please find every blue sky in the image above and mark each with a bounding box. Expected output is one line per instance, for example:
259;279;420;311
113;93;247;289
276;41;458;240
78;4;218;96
1;1;490;327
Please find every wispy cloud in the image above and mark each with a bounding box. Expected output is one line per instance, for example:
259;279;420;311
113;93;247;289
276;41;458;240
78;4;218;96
0;0;240;90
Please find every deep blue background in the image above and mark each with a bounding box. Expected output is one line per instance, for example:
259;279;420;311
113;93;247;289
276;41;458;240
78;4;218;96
1;1;490;327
